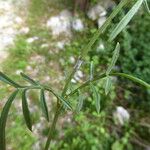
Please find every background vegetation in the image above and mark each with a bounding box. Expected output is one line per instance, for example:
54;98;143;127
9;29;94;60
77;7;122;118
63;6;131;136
0;0;150;149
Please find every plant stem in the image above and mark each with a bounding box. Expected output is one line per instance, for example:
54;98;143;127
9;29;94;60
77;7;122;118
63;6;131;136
67;72;150;97
62;56;83;97
62;0;129;97
44;103;61;150
43;1;130;149
80;0;129;58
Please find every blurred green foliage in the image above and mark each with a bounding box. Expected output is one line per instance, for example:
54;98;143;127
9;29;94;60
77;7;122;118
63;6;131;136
1;0;150;150
119;12;150;83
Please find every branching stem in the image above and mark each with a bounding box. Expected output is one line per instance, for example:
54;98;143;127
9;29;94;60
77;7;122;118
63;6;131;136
43;0;130;149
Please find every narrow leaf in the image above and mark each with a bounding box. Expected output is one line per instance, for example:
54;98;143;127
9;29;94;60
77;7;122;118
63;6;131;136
90;61;94;80
56;94;72;110
144;0;150;14
109;0;144;41
20;72;38;85
81;0;129;57
90;83;101;113
111;73;150;89
0;90;19;150
40;89;49;122
22;90;32;131
76;90;84;112
106;42;120;75
0;72;21;88
105;76;112;95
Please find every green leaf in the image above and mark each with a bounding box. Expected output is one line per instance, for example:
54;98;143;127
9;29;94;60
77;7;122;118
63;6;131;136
20;72;38;85
22;89;32;131
0;72;21;88
105;76;112;95
81;0;129;57
76;90;84;112
109;0;144;41
0;90;19;150
106;42;120;75
90;61;94;80
90;83;101;113
40;89;49;122
112;141;124;150
56;94;72;110
111;73;150;89
144;0;150;14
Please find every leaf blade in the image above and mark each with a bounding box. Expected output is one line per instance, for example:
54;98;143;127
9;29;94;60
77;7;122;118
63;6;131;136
20;72;38;85
40;89;49;122
0;72;21;88
106;42;120;75
144;0;150;14
0;90;19;150
90;83;101;113
58;95;72;110
105;76;112;95
90;61;94;80
111;73;150;89
109;0;144;41
22;89;32;131
76;90;84;112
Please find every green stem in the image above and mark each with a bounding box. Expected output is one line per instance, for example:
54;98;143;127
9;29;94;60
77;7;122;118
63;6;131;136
66;72;150;97
62;56;83;97
43;1;130;149
80;0;129;57
62;0;129;98
44;103;61;150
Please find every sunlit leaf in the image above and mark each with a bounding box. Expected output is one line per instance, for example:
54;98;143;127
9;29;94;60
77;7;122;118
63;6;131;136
105;76;112;95
56;94;72;110
111;73;150;89
40;89;49;121
81;0;129;57
0;90;19;150
144;0;150;14
20;72;38;85
22;89;32;131
0;72;21;88
106;43;120;75
90;83;101;113
109;0;144;41
76;90;84;112
90;61;94;80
